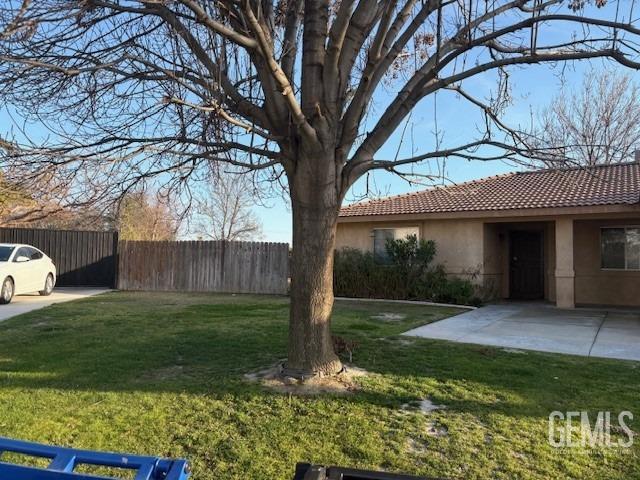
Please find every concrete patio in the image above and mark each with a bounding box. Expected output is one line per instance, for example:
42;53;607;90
403;303;640;361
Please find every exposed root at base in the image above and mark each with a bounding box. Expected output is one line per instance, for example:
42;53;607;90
244;362;368;395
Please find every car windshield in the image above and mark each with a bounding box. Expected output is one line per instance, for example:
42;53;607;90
0;246;15;262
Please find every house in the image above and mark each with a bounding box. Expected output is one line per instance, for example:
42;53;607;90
336;161;640;308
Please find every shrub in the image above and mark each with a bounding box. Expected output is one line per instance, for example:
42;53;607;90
334;236;480;306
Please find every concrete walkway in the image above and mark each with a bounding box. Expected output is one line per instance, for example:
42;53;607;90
0;288;109;323
403;303;640;362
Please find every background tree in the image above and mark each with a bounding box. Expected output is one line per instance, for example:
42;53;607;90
190;172;263;241
0;173;109;229
0;139;112;228
116;192;179;241
534;70;640;167
1;0;639;378
0;175;36;225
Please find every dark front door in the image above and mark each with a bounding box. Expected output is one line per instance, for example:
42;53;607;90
509;230;544;300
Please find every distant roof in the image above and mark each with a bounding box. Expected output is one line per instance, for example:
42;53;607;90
339;161;640;217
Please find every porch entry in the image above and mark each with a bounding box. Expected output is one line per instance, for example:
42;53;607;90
509;230;544;300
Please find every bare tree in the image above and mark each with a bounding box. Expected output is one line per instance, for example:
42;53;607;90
0;172;105;228
117;192;179;241
0;174;35;224
0;0;639;377
535;69;640;167
190;173;263;241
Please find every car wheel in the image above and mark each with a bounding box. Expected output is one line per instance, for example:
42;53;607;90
0;277;14;305
39;274;54;296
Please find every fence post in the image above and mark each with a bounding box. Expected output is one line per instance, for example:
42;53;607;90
115;240;289;294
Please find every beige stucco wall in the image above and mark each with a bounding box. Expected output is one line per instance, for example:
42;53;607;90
423;219;485;277
482;223;504;298
336;218;487;287
574;218;640;307
337;209;640;307
335;220;424;252
336;218;550;299
335;221;379;252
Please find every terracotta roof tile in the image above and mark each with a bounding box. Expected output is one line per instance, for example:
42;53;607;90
339;162;640;217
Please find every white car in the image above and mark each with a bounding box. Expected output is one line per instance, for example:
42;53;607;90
0;244;57;305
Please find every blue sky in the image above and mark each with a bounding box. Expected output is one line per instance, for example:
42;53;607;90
1;2;634;243
256;58;621;243
0;58;623;243
253;0;636;243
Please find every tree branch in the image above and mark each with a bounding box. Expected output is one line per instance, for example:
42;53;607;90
243;0;317;142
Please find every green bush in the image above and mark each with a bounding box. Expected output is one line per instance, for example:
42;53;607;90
334;235;480;306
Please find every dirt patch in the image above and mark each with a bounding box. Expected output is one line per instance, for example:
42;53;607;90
244;363;369;395
401;398;446;414
426;421;449;437
406;437;429;454
370;313;407;322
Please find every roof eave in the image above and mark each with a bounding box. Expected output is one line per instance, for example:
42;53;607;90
337;203;640;222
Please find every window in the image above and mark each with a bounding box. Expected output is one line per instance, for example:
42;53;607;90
373;229;395;263
13;247;31;262
27;247;43;260
601;227;640;270
373;227;420;263
0;246;14;262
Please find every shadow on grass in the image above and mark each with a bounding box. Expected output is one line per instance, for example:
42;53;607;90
0;291;638;425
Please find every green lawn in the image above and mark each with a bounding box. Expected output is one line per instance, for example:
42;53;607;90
0;292;638;479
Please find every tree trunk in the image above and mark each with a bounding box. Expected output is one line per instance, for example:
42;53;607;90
283;152;343;379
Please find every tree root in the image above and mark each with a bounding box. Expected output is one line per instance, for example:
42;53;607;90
244;362;367;395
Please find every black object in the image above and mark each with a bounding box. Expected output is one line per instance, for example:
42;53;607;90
293;463;442;480
0;227;118;288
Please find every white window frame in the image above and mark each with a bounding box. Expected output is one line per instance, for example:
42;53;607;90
371;227;421;262
600;226;640;271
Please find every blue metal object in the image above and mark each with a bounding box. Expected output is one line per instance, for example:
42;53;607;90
0;437;190;480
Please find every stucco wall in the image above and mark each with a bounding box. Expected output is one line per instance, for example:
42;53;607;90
335;221;378;252
545;223;556;303
482;223;504;298
424;219;485;276
574;218;640;307
337;212;640;307
336;218;486;284
335;220;423;252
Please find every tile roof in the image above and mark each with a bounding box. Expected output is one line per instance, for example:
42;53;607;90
339;162;640;217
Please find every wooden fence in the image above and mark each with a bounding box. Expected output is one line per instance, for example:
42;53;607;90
117;240;289;294
0;227;118;287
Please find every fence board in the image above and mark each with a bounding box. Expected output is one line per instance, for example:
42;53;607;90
0;227;118;287
117;240;289;295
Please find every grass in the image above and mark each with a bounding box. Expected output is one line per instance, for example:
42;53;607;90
0;292;638;480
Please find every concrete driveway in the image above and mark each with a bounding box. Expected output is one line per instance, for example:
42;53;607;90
0;288;109;323
404;303;640;362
